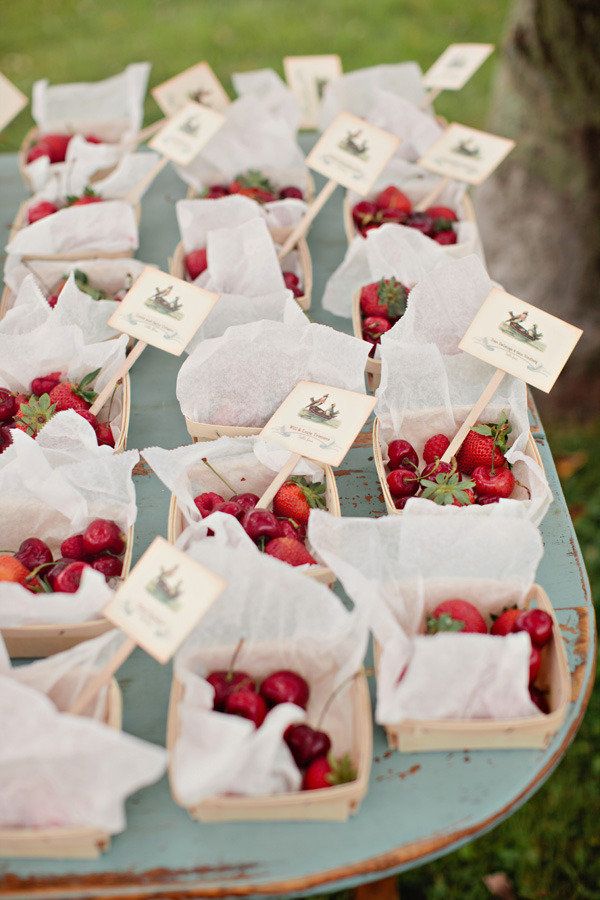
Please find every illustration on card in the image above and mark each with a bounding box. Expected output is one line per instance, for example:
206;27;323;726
299;393;341;428
451;137;481;159
500;310;546;351
338;129;369;160
146;565;183;610
144;284;184;320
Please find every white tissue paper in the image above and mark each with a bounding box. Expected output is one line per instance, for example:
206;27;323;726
367;90;443;162
0;630;166;833
170;533;368;804
308;506;542;723
232;68;301;133
25;137;123;196
347;157;483;260
375;255;552;523
323;222;448;318
175;96;310;196
0;420;137;626
177;319;371;427
319;63;427;128
176;195;308;251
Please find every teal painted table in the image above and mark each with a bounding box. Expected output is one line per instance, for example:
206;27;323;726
0;146;595;899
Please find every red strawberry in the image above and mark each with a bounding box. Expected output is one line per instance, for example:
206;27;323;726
205;184;230;199
82;519;125;556
61;534;89;561
0;426;13;454
378;206;409;225
283;271;303;298
48;559;90;593
264;537;316;566
359;277;408;320
48;369;100;413
420;469;476;506
284;723;331;768
31;372;61;396
272;477;326;527
387;439;418;471
67;187;103;207
513;609;553;648
279;185;304;200
387;467;419;498
185;248;208;280
427;599;487;634
229;170;277;204
471;465;515;499
457;416;511;474
260;670;309;709
423;434;450;465
26;133;71;164
425;205;458;223
14;538;52;570
490;607;521;636
94;422;115;447
529;646;541;685
27;201;59;224
85;134;103;144
0;389;17;422
362;315;391;343
225;687;267;726
374;185;412;214
478;496;500;505
434;230;458;246
352;200;378;233
405;212;434;236
207;671;256;711
302;754;357;791
91;554;123;578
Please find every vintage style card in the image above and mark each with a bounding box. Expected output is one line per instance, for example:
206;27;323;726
283;55;342;129
108;266;219;355
423;43;494;91
104;537;226;664
149;101;226;166
305;111;400;194
0;72;27;132
260;380;376;467
151;62;230;116
418;123;515;185
459;287;582;393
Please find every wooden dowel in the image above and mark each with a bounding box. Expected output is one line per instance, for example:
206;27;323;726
255;453;302;509
415;176;450;211
89;340;147;416
277;178;337;260
441;368;506;463
68;637;136;716
420;87;442;110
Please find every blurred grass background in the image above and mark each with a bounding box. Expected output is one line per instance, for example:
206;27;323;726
1;2;598;897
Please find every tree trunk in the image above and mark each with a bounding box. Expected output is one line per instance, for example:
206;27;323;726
474;0;600;417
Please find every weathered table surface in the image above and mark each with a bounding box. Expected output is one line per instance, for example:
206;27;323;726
0;144;595;899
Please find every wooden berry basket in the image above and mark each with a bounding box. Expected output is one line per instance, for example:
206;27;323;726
372;416;545;517
169;230;313;312
166;669;371;822
0;676;122;858
166;461;341;586
342;190;477;246
375;585;570;752
1;524;134;658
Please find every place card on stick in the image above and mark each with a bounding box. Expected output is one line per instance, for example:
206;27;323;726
89;267;219;416
277;112;400;259
256;380;376;508
423;43;494;99
149;101;226;166
440;288;582;463
151;62;230;116
283;55;342;129
69;538;226;714
0;72;27;132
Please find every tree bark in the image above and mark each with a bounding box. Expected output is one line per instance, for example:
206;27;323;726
474;0;600;417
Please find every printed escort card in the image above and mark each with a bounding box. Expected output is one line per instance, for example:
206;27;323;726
423;43;494;91
104;537;226;664
459;287;583;393
0;72;27;132
283;55;342;129
260;380;377;467
108;267;219;355
149;101;226;166
305;112;401;194
418;123;515;185
151;62;230;116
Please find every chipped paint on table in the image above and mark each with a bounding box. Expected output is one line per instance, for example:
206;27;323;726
0;145;594;899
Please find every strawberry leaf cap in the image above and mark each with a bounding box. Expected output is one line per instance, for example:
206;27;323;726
427;613;465;634
288;476;327;510
75;369;100;404
235;169;275;193
420;472;475;506
16;393;56;435
472;413;511;452
326;753;357;786
377;277;408;319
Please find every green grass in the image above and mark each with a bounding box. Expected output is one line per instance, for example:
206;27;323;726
3;3;599;897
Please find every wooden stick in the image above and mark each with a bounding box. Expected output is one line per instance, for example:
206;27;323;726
125;156;169;205
420;87;442;110
68;636;136;715
441;368;506;463
89;340;147;416
277;178;337;260
415;176;450;211
133;119;167;147
255;453;302;509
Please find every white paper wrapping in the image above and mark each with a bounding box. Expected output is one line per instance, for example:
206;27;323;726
319;63;427;128
0;420;137;626
375;255;552;523
177;196;308;249
170;531;368;804
323;223;448;318
308;507;542;723
177;319;371;426
232;68;301;133
347;157;483;260
175;96;310;195
0;631;166;833
25;137;123;196
3;255;147;300
366;90;443;162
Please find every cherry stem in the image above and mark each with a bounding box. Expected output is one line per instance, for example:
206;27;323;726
316;666;374;730
25;560;55;581
227;637;245;681
201;457;236;495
